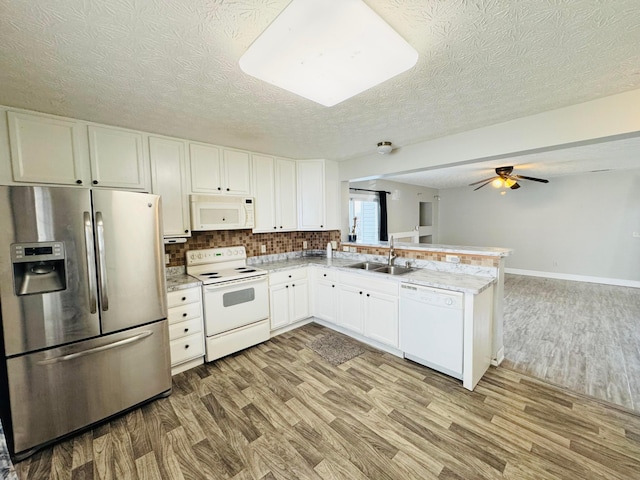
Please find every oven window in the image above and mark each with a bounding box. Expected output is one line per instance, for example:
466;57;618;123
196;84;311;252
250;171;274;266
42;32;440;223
223;287;256;307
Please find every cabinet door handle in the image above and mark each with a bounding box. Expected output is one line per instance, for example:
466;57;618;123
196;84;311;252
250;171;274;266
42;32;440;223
184;229;189;233
92;180;98;185
185;344;190;349
359;291;363;295
320;225;323;228
286;285;289;288
184;328;189;333
182;313;187;317
182;296;186;301
323;274;327;277
288;275;292;278
292;284;295;287
217;187;221;190
366;293;370;297
226;188;230;191
332;285;335;288
76;179;82;184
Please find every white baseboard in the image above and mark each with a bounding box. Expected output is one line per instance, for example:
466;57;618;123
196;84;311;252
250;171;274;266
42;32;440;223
505;268;640;289
491;346;504;367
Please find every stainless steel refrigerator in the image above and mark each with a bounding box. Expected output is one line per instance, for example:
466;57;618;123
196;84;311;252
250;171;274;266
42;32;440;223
0;186;171;461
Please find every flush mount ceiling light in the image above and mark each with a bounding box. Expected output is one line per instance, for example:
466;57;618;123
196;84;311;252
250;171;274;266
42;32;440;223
377;141;393;154
239;0;419;107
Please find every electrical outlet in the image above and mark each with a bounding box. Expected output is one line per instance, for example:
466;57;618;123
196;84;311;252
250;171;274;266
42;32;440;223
260;245;267;253
165;253;170;265
445;255;460;264
303;241;308;249
343;246;349;252
349;247;357;253
331;241;337;249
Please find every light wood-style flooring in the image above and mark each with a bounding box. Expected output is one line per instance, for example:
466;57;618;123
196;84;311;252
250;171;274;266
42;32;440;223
12;323;640;480
502;274;640;411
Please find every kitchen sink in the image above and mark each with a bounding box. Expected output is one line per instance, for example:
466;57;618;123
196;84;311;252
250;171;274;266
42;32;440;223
347;262;414;275
372;265;414;275
347;262;387;271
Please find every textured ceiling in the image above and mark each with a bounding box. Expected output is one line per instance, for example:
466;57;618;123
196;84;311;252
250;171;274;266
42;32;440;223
1;0;640;166
385;135;640;189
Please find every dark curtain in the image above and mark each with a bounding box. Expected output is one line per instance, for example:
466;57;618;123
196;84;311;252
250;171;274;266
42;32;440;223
378;191;388;241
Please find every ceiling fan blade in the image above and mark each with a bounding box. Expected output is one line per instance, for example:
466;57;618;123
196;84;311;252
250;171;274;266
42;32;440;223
515;175;549;183
473;179;494;191
510;182;521;190
469;176;498;186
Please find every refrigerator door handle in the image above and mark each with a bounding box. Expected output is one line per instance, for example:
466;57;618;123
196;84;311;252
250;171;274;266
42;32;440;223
36;330;153;365
83;211;98;314
95;211;109;311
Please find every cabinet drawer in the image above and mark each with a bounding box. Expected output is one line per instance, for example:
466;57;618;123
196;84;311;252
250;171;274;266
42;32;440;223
270;268;307;286
315;267;338;282
167;287;201;308
168;302;202;324
339;272;399;296
169;317;203;341
170;332;204;366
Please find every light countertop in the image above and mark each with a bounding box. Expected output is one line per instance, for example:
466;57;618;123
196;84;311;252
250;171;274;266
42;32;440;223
166;273;201;292
343;241;512;257
252;256;494;294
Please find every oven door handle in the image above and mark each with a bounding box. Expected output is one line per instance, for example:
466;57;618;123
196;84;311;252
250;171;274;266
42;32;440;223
203;275;267;291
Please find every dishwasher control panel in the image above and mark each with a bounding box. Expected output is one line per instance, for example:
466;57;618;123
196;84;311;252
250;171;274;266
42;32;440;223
400;284;463;309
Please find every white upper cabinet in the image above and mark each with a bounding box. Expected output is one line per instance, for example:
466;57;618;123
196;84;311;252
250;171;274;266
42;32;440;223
297;159;340;231
6;110;150;190
223;149;252;195
252;154;297;233
189;143;222;193
275;158;298;230
88;125;149;190
149;136;191;237
190;143;252;196
7;111;87;186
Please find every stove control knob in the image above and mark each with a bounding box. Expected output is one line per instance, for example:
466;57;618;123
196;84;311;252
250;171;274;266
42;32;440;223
226;249;232;256
197;253;203;259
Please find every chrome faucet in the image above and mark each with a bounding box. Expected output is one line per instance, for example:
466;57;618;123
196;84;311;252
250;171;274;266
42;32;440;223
388;235;397;266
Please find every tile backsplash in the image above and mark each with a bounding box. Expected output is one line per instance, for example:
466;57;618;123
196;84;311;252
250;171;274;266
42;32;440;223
164;230;341;267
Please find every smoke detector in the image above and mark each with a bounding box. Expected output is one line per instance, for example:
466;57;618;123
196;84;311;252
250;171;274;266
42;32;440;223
377;141;393;154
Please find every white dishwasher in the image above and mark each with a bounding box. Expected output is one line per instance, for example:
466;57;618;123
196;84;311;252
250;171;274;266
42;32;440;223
399;283;464;380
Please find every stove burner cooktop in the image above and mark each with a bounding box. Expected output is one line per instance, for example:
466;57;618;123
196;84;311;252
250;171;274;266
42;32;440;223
186;246;267;285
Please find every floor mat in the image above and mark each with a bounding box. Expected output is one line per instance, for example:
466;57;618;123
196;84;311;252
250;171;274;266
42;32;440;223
306;331;366;366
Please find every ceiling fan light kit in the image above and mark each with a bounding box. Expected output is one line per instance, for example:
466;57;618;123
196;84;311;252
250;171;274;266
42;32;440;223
238;0;419;107
469;166;548;191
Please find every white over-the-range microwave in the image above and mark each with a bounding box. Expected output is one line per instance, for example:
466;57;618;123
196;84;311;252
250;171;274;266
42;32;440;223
190;195;255;231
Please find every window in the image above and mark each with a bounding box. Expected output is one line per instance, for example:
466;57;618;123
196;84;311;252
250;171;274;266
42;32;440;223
349;193;379;243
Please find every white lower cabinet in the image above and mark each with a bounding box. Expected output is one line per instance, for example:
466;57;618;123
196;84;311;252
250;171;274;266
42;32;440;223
269;268;309;330
313;268;338;324
167;286;205;374
337;272;399;348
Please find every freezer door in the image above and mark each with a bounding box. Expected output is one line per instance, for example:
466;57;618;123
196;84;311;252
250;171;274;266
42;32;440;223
0;186;101;356
92;190;167;333
6;320;171;456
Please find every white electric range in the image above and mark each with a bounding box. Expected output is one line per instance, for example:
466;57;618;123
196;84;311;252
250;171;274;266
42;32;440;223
186;246;269;362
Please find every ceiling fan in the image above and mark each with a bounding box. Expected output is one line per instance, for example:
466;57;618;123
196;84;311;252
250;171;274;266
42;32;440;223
469;166;549;191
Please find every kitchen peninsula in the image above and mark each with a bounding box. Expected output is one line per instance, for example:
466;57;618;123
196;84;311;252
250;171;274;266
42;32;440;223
250;241;511;390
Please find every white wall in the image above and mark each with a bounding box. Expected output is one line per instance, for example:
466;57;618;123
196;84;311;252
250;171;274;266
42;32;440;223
438;169;640;282
349;179;439;240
